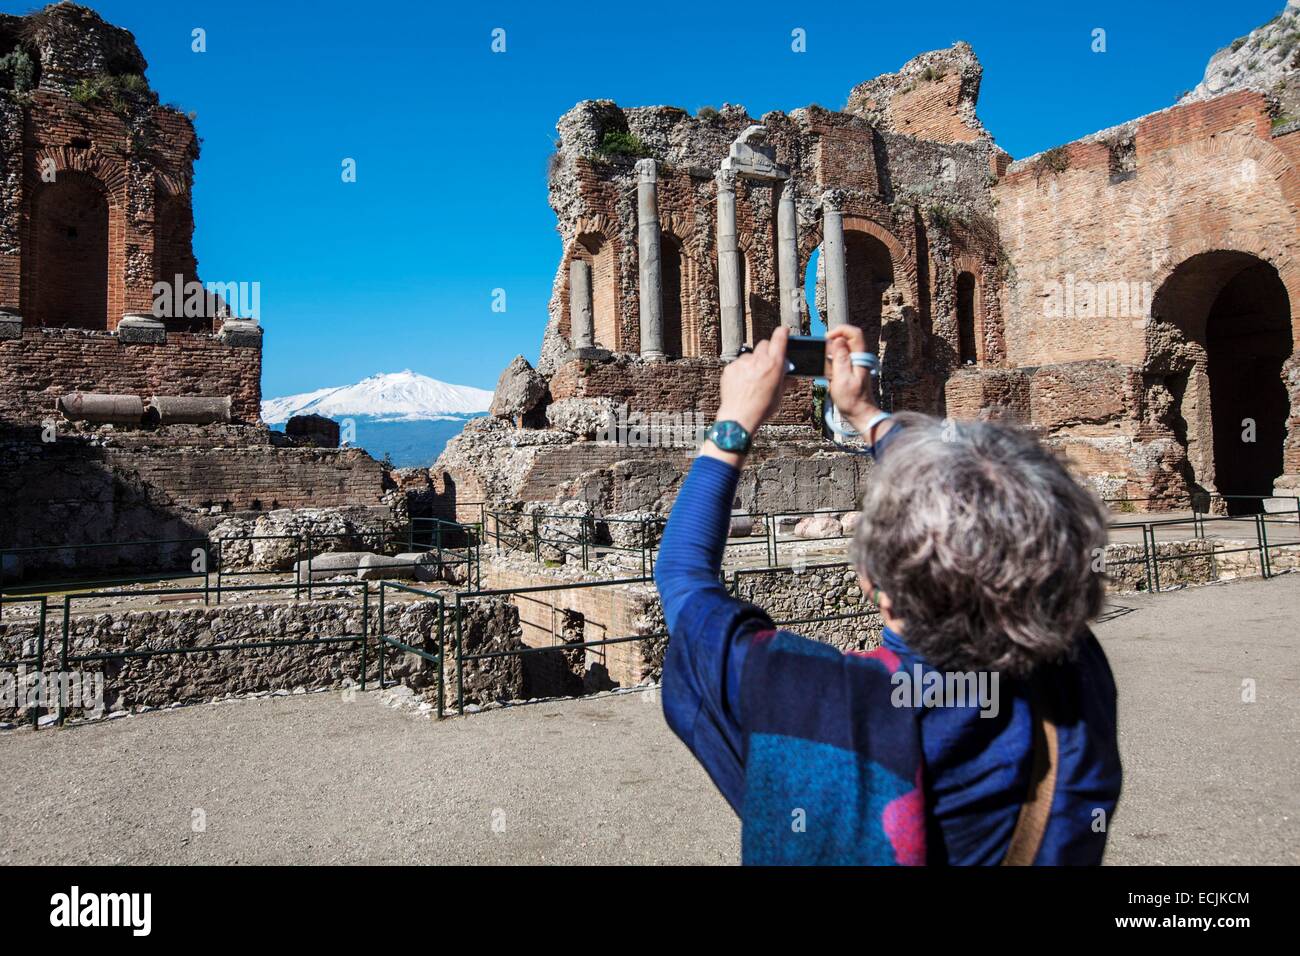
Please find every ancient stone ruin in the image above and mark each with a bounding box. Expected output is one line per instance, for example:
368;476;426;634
0;4;402;573
2;2;1299;724
432;3;1300;520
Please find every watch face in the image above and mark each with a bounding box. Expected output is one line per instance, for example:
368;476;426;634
710;421;749;452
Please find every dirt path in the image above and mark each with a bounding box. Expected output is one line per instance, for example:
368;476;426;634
1;574;1296;865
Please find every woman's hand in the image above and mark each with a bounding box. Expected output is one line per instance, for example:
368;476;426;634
714;326;790;436
826;325;884;436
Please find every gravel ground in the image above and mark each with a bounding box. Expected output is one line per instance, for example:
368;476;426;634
1;574;1295;865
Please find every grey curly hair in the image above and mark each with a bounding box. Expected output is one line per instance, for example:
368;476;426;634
852;412;1109;677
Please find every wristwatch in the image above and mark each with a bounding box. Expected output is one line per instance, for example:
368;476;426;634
706;420;753;454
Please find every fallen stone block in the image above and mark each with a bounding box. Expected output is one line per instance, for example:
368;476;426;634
294;551;373;582
795;515;843;539
394;552;441;582
356;552;440;581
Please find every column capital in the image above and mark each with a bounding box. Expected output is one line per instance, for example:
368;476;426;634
635;158;657;183
714;167;736;193
820;188;846;213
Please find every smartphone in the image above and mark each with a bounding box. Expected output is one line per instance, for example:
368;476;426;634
738;334;828;377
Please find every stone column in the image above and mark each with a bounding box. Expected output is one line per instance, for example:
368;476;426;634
716;169;745;360
569;259;594;349
821;190;848;330
776;179;801;330
636;159;666;360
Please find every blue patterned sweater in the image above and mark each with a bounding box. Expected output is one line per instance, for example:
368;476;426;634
654;437;1122;865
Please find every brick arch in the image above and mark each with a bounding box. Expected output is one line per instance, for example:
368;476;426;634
26;147;129;203
565;230;621;351
659;211;706;260
561;216;626;351
660;230;700;358
154;172;196;295
1146;248;1294;503
952;255;983;366
1128;128;1300;346
22;167;125;330
1148;238;1300;349
735;233;777;345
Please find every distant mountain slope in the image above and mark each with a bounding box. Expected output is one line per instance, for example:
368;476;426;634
261;370;493;424
261;370;493;467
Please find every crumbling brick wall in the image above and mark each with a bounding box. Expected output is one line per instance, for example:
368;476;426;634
0;4;258;425
991;90;1300;498
0;327;261;422
548;355;814;424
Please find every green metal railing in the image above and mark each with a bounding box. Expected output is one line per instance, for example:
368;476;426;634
1106;503;1299;591
376;580;446;718
0;535;213;617
1;517;484;612
53;580;372;726
449;575;656;715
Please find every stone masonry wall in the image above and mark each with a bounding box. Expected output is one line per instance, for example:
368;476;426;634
0;437;391;569
548;355;814;424
0;593;526;720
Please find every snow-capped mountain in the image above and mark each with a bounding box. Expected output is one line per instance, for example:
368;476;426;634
261;370;493;424
261;370;493;468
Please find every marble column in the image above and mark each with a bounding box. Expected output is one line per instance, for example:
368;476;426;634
716;169;745;360
821;190;848;330
776;179;801;330
636;158;666;360
569;259;594;349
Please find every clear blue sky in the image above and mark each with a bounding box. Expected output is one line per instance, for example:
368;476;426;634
9;0;1285;396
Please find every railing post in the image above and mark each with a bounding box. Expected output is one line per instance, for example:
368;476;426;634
533;512;541;562
582;517;589;570
455;593;465;715
306;531;314;601
437;595;446;719
1150;525;1163;593
1141;525;1154;593
1256;513;1271;579
640;518;648;577
32;597;46;728
377;582;386;691
360;585;370;690
58;595;70;726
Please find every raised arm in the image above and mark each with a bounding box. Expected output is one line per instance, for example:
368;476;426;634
654;329;791;809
